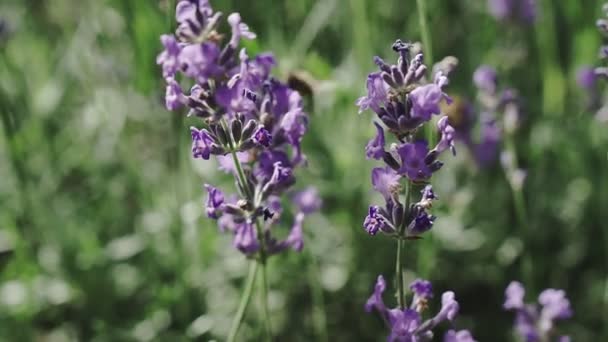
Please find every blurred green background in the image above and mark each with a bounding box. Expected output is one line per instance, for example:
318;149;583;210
1;0;607;341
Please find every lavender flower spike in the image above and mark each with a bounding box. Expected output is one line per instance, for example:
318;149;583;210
358;39;468;339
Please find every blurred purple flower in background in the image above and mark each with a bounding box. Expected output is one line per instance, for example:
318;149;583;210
504;281;572;341
488;0;537;25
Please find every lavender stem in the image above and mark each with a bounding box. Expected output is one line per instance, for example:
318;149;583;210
224;117;273;340
504;136;534;290
226;261;258;342
258;256;273;340
396;180;411;309
415;0;435;147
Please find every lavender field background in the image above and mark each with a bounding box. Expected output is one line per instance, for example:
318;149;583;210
0;0;607;341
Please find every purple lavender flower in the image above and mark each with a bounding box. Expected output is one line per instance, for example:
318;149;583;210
365;276;472;341
180;43;223;83
165;78;185;110
175;0;221;42
252;126;272;147
420;185;437;201
227;13;256;48
436;291;459;321
159;0;314;261
371;167;401;200
397;141;432;181
488;0;537;24
267;212;305;253
204;184;224;219
357;41;468;340
357;72;388;114
444;330;477;342
504;281;573;341
190;127;215;159
357;40;457;243
504;281;525;310
387;309;421;342
365;275;387;313
157;35;181;78
410;279;433;300
538;289;572;333
366;122;386;160
233;222;260;255
408;210;435;235
435;116;456;155
473;113;501;166
409;72;451;121
473;65;498;94
363;206;388;235
410;279;433;311
264;162;294;192
576;66;597;89
292;187;322;214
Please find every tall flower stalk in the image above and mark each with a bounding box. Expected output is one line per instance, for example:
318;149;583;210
357;40;474;341
157;1;318;340
472;65;533;288
415;0;434;147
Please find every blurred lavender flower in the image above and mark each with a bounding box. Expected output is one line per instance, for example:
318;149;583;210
444;64;530;169
488;0;537;25
444;330;478;342
158;0;317;259
292;187;322;214
473;65;498;94
576;66;597;90
504;281;572;342
580;5;608;121
365;276;474;341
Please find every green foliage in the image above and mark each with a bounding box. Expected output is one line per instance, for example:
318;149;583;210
0;0;606;341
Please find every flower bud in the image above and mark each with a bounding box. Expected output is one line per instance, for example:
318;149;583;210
231;118;243;142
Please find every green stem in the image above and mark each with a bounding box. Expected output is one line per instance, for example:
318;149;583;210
226;261;259;342
223;119;272;340
415;0;433;67
259;260;272;341
222;119;251;200
308;252;329;342
252;218;271;340
504;136;533;289
396;181;411;309
396;239;406;309
415;0;435;146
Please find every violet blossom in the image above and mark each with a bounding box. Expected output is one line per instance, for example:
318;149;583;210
365;276;475;341
504;281;572;342
357;39;457;239
488;0;537;25
158;0;318;259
